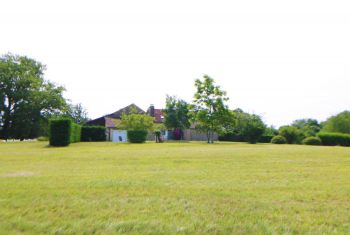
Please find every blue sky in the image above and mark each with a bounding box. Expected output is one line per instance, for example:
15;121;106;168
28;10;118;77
1;0;349;127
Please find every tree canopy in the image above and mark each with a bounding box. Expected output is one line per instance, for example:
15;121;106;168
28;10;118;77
191;75;230;143
120;108;154;131
0;53;66;139
322;111;350;134
163;95;190;139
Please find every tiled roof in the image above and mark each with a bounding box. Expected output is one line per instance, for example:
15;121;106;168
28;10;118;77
153;109;164;123
105;104;145;119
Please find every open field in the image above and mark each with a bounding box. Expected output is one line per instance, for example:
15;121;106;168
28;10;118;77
1;142;350;234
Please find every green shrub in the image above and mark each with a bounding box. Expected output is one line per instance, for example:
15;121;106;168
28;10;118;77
318;132;350;147
258;135;274;143
279;126;303;144
70;123;81;143
127;130;148;143
49;119;72;147
81;126;106;142
37;136;49;141
271;135;287;144
302;136;322;146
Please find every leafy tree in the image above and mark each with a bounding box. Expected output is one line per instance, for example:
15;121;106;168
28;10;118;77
264;125;278;136
120;109;154;131
241;114;266;144
0;53;66;140
322;111;350;134
292;118;321;137
222;109;266;143
163;95;190;140
278;125;303;144
192;75;230;143
64;103;89;124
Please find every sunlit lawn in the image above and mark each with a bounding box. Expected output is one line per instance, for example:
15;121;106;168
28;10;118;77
1;141;350;234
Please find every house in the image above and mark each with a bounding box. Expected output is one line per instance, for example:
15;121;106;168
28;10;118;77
86;103;218;142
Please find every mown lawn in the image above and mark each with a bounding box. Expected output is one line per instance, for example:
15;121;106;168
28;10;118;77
1;141;350;234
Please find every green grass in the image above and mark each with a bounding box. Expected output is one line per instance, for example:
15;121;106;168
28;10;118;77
1;142;350;234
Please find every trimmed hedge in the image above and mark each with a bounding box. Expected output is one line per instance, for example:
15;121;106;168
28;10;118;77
219;134;274;143
271;135;287;144
127;130;148;143
49;119;72;146
318;132;350;146
302;136;322;146
70;123;81;143
218;134;245;142
258;135;274;143
81;126;106;142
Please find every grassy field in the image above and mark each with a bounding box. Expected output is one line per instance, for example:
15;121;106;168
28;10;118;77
1;142;350;234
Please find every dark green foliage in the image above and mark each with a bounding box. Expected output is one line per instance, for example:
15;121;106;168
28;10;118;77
163;96;190;137
278;126;303;144
218;134;245;142
322;111;350;134
70;123;81;143
242;114;266;144
0;53;66;140
264;126;278;136
317;132;350;147
258;135;274;143
127;130;148;143
155;130;162;143
81;126;106;142
271;135;287;144
292;119;321;137
302;136;322;146
221;109;266;144
49;119;71;146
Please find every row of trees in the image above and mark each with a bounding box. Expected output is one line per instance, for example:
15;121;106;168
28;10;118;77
2;53;350;143
162;75;267;143
163;76;350;144
0;53;88;140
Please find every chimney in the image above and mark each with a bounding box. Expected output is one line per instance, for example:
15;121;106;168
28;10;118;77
148;104;155;117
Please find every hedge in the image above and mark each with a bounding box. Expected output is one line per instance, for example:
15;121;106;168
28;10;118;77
70;123;81;143
49;119;72;147
258;135;274;143
317;132;350;147
218;134;245;142
127;130;148;143
219;134;274;143
81;126;106;142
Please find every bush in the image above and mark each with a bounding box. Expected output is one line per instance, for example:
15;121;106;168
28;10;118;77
49;119;72;146
37;136;49;141
318;132;350;147
70;123;81;143
302;136;322;146
258;135;274;143
271;135;287;144
127;130;148;143
279;126;303;144
81;126;106;142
